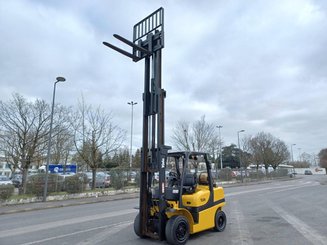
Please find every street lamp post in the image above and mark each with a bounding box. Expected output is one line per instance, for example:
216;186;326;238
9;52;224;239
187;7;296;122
216;125;223;182
298;148;302;161
237;129;245;183
128;101;137;169
291;144;296;162
43;77;66;202
217;126;223;169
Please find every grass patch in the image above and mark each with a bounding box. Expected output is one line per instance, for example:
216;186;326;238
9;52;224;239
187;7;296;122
8;193;35;201
50;192;69;196
84;187;115;193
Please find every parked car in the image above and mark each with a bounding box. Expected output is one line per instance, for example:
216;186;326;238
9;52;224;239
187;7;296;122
0;175;13;185
129;171;137;183
87;172;110;188
104;173;111;187
58;172;76;180
231;171;239;177
85;172;93;182
94;174;105;188
11;174;22;187
304;170;313;175
97;172;110;188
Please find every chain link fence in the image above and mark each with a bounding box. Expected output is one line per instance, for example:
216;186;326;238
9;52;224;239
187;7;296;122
1;166;292;202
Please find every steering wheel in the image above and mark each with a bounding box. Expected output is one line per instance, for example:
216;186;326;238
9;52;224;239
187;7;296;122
168;171;179;187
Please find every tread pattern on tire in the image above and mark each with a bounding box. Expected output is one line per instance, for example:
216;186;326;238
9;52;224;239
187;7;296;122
165;215;189;245
214;210;227;232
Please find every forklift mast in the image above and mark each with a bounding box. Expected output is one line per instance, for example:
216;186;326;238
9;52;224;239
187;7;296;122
103;8;169;239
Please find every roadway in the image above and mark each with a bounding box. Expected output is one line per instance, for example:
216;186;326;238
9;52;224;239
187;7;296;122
0;175;326;245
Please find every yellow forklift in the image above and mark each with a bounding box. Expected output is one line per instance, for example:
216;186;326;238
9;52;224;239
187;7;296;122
103;7;226;245
134;151;227;244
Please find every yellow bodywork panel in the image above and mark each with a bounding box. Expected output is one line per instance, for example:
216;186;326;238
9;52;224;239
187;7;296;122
192;205;219;233
182;185;225;207
182;186;210;207
213;186;225;202
166;185;226;234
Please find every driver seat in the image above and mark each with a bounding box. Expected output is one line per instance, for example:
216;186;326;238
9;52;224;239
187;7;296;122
183;173;197;194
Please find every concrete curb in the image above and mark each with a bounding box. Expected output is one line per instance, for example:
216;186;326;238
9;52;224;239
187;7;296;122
2;188;139;205
0;191;139;215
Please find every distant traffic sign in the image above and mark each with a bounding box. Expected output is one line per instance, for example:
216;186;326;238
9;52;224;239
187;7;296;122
48;164;76;174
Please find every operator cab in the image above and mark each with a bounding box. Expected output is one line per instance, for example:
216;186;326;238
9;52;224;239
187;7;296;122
164;152;219;207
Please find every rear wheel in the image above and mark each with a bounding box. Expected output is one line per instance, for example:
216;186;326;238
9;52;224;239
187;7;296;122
134;213;145;238
214;210;226;232
165;215;189;245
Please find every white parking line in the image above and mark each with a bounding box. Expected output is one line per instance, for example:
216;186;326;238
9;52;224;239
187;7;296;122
268;182;319;194
226;182;317;197
271;205;327;245
19;221;133;245
0;209;137;238
76;221;133;245
229;201;254;245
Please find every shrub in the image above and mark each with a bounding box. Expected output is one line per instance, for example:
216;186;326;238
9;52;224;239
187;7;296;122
134;172;140;187
249;170;265;180
64;174;89;193
0;184;14;201
110;169;127;190
268;169;288;178
234;171;250;181
218;168;233;181
26;174;64;196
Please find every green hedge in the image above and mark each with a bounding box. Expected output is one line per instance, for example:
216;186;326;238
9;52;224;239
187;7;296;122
64;174;89;193
110;169;127;190
26;174;64;196
0;184;14;201
26;173;91;195
268;169;288;178
249;170;265;179
134;172;140;187
218;168;233;181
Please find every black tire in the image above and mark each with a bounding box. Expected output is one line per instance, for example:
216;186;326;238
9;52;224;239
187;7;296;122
214;210;227;232
134;213;144;238
165;215;189;245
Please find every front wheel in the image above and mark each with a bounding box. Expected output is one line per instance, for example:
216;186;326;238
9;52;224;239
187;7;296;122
165;215;189;245
134;213;145;238
214;210;227;232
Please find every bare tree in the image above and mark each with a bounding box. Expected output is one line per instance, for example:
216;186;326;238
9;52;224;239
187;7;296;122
247;132;289;175
51;106;74;169
192;115;217;152
318;148;327;174
72;100;126;189
171;120;191;150
133;148;141;169
291;161;310;168
0;93;73;193
0;94;50;193
172;115;217;153
240;136;252;169
298;152;316;166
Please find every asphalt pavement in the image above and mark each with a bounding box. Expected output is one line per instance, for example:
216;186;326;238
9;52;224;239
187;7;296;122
0;177;295;216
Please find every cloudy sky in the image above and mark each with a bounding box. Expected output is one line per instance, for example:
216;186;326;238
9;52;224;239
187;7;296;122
1;0;326;160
